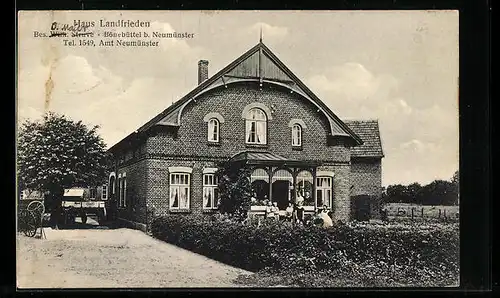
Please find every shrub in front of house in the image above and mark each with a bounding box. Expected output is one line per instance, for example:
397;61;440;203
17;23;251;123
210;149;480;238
151;214;459;281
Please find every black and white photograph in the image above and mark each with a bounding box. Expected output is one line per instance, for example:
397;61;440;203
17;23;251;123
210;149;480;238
16;10;459;288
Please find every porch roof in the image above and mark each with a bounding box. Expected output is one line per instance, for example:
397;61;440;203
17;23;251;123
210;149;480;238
230;151;321;167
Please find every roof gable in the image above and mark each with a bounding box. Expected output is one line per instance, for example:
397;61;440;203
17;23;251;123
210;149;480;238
344;120;384;158
110;42;363;151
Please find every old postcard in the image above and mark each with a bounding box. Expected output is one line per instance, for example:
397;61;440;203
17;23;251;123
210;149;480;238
16;10;459;288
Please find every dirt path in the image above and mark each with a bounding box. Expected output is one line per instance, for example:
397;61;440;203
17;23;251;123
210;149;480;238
17;227;253;288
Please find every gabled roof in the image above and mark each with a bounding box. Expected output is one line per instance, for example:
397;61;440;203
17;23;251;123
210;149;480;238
344;120;384;158
109;42;363;152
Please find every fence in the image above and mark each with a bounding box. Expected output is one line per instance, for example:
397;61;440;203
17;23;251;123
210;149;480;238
381;204;459;222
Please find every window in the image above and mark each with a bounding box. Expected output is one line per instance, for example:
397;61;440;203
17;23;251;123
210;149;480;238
118;177;122;206
118;174;127;207
203;174;219;209
316;177;332;208
102;184;107;200
123;178;127;207
207;118;219;142
89;188;97;199
245;108;267;144
292;124;302;146
170;173;190;209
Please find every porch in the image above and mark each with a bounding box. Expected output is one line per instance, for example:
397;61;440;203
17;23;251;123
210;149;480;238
229;151;333;216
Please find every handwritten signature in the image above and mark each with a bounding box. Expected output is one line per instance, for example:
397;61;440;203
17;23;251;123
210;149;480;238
49;22;94;38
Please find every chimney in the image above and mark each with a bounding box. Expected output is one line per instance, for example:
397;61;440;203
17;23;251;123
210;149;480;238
198;60;209;84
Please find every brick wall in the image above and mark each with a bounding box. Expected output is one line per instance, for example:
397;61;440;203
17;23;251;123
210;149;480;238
146;83;351;163
114;82;364;225
350;157;382;218
146;158;223;217
317;164;351;222
115;158;148;224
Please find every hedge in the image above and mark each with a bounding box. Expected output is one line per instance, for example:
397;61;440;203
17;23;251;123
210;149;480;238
151;214;459;282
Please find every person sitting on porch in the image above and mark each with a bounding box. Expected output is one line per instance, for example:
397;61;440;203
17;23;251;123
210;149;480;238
272;201;280;219
296;192;305;205
285;202;294;221
294;200;305;224
265;201;277;220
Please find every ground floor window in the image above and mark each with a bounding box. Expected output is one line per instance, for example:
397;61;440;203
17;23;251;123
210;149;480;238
170;173;190;209
316;177;332;208
203;174;219;209
102;184;107;200
297;170;314;206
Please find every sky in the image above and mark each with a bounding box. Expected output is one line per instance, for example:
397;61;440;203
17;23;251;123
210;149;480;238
17;10;459;187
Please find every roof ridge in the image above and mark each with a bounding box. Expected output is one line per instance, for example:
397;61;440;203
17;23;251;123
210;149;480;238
343;118;380;123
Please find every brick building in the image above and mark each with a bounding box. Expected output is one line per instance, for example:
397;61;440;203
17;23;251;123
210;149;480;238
107;41;384;231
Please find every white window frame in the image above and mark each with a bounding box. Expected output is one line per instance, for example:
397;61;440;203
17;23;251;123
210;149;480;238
316;176;333;209
203;173;219;210
118;173;127;208
102;184;107;200
245;108;267;145
123;174;127;207
169;173;191;210
89;188;97;199
207;118;220;142
292;124;302;147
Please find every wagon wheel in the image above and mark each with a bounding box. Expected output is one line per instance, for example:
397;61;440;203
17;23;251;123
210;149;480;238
27;200;45;217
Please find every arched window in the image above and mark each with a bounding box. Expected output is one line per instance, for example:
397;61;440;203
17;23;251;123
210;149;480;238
292;124;302;146
207;118;219;142
245;108;267;144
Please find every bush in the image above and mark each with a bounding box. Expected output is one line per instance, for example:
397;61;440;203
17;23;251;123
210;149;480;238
151;214;459;282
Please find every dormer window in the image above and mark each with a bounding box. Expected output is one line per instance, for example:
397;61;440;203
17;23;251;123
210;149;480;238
292;124;302;146
208;118;219;142
245;108;267;145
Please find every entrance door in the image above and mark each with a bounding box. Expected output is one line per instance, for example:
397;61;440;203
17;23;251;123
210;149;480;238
272;181;290;210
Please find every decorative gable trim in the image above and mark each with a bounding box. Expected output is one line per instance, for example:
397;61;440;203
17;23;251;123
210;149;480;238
109;42;363;152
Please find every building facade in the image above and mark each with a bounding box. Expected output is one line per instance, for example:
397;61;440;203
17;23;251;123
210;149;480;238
107;42;384;231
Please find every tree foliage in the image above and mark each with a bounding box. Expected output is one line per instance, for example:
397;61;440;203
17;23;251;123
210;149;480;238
382;171;459;206
17;112;109;198
215;161;252;221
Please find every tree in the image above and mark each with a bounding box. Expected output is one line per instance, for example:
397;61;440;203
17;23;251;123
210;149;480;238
451;170;459;205
215;161;252;222
17;112;109;226
407;182;423;204
385;184;407;203
419;180;458;206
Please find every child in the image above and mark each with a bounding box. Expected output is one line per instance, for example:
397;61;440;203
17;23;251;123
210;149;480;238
285;202;294;221
272;201;280;219
294;200;305;224
265;200;274;219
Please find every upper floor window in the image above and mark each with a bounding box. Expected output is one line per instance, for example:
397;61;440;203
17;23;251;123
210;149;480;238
292;124;302;147
208;118;219;142
245;108;267;144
